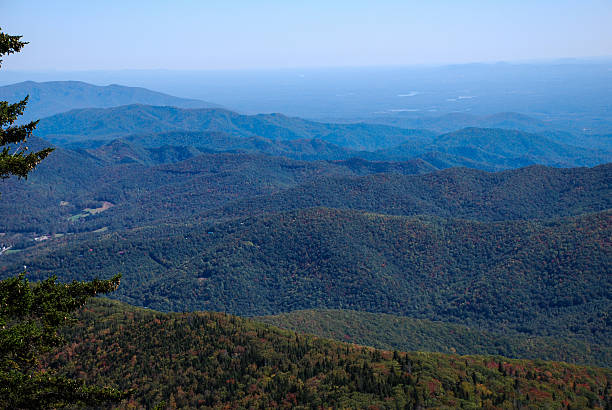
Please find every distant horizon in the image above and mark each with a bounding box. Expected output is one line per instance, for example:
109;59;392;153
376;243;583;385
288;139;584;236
2;55;612;76
2;60;610;126
3;0;612;71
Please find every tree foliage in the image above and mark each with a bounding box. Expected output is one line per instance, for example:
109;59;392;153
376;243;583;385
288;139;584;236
0;274;125;408
0;27;52;179
258;309;612;368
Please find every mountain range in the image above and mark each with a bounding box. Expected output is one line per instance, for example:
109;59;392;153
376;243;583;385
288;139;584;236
34;104;434;151
27;102;610;169
1;79;611;407
1;142;609;234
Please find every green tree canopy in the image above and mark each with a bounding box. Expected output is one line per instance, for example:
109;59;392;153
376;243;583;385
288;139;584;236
0;274;125;408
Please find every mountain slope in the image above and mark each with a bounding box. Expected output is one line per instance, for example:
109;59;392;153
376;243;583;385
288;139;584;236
0;143;440;235
35;104;611;168
258;309;612;368
362;112;582;136
205;163;612;222
368;127;612;169
1;158;609;237
7;208;610;341
85;132;360;163
49;298;612;409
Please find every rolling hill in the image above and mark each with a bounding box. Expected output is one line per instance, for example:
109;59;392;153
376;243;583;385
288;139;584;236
0;142;439;235
88;132;360;163
32;102;611;169
204;163;612;223
104;126;612;169
367;127;612;169
3;64;612;410
2;147;609;237
361;112;557;134
361;111;599;140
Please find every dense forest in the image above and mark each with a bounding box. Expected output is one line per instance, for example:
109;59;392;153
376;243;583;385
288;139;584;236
34;104;434;151
6;208;610;343
50;299;612;409
1;154;609;235
204;163;612;223
258;309;612;368
0;141;439;235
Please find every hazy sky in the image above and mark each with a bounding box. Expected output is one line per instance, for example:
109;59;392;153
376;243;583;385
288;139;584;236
2;0;612;70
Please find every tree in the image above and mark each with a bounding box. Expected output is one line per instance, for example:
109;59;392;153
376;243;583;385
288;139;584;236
0;274;125;408
0;27;53;179
0;27;127;408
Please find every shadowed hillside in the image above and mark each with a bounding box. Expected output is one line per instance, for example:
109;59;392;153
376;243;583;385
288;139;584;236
35;104;433;151
7;208;610;342
258;309;612;368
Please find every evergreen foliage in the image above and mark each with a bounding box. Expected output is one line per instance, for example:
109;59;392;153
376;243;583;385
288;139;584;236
0;28;52;180
258;309;612;368
0;156;609;235
0;274;125;408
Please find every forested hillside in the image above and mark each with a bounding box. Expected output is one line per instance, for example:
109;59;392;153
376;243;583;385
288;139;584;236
3;4;612;408
366;127;611;169
1;83;610;400
206;164;612;223
1;154;608;236
49;299;612;409
32;103;612;168
88;133;360;163
360;111;611;145
0;144;436;235
7;208;610;342
258;309;612;368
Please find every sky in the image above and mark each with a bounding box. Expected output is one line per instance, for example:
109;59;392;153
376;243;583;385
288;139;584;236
2;0;612;70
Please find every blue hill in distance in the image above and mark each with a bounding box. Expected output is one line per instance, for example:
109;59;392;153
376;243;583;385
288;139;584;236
0;80;220;122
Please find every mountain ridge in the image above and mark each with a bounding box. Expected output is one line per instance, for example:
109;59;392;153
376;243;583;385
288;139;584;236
32;104;611;168
0;80;220;122
32;103;437;150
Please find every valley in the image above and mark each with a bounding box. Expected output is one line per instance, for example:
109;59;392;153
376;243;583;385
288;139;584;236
1;78;611;408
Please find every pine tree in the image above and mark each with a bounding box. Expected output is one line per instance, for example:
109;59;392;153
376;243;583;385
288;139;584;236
0;274;125;408
0;27;53;179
